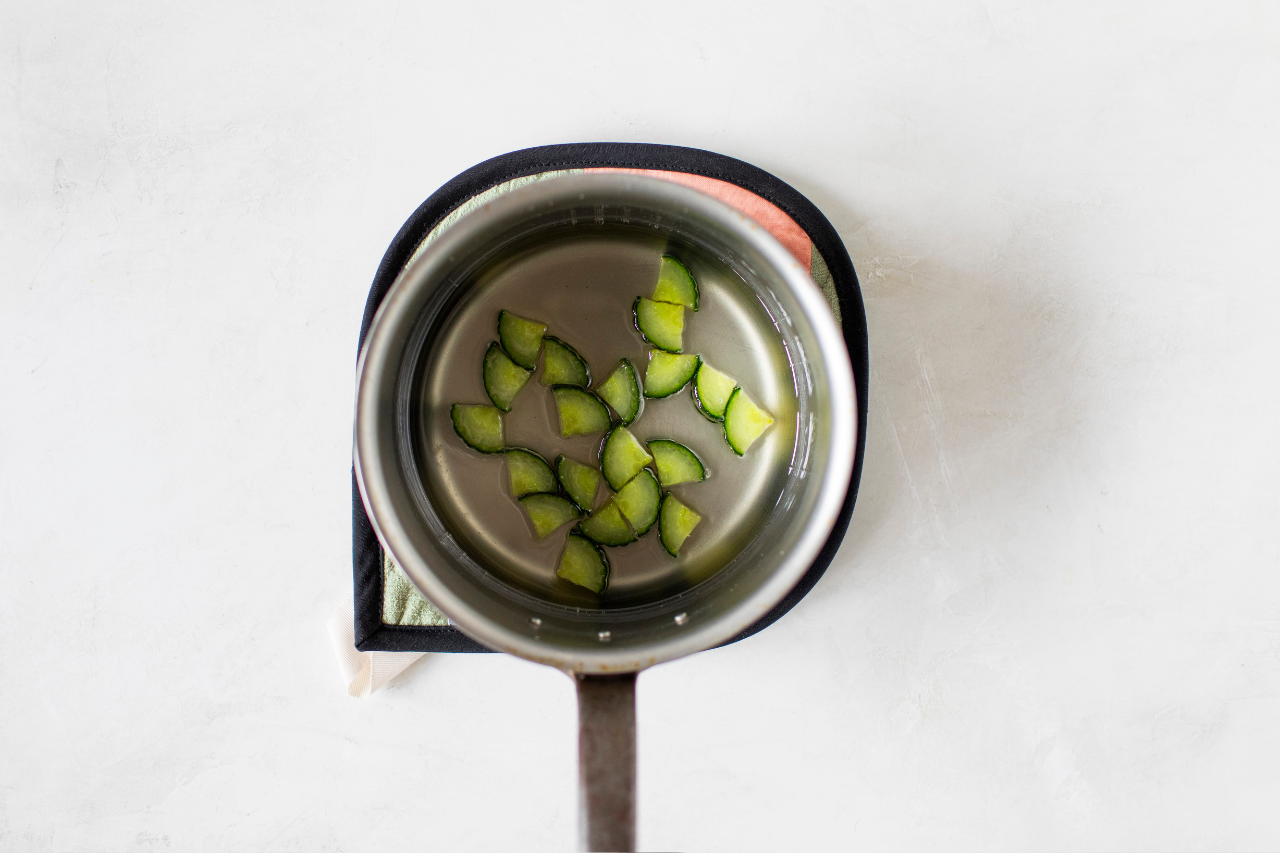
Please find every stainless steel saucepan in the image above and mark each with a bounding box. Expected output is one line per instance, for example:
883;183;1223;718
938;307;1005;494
355;173;856;851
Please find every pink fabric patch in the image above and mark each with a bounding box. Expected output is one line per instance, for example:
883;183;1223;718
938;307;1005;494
587;167;813;271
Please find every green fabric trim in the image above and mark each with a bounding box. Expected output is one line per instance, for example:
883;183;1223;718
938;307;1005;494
810;245;843;326
405;169;584;270
382;553;449;626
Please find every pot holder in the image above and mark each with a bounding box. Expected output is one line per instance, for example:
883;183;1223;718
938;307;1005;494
351;143;867;654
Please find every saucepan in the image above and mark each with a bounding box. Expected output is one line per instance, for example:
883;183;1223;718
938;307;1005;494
354;173;856;850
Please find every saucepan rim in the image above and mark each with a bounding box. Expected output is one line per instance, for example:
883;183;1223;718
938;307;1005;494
354;172;857;672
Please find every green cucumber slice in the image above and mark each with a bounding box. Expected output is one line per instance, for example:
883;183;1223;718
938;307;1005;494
614;469;661;536
652;255;698;310
723;388;774;456
575;500;635;547
643;350;700;398
647;440;706;487
450;404;504;453
556;455;601;511
633;297;684;353
519;493;582;539
552;386;612;437
596;359;642;423
497;310;547;369
658;493;702;557
692;361;737;421
557;534;610;593
540;336;591;387
600;426;654;491
504;449;557;498
483;342;532;411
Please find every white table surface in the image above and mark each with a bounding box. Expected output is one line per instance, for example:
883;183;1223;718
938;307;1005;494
4;1;1278;850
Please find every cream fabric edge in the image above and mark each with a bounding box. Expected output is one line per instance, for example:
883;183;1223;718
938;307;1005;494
327;601;425;698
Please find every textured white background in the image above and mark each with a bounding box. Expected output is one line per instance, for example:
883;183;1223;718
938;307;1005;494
3;1;1279;850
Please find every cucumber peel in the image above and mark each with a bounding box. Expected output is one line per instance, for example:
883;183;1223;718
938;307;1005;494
600;426;654;491
497;310;547;369
552;386;612;437
483;342;532;411
647;440;706;487
450;404;504;453
614;469;661;536
723;388;774;456
652;255;698;310
659;493;702;557
644;350;700;398
596;359;642;424
556;455;601;511
633;297;684;353
520;493;582;539
693;361;737;421
557;534;610;593
504;449;557;498
541;336;591;387
575;500;635;547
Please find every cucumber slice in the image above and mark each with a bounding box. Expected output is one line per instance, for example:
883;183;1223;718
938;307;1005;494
519;493;582;539
504;449;557;498
575;500;635;547
557;534;610;593
497;310;547;369
652;255;698;310
723;388;774;456
483;342;532;411
596;359;642;424
552;386;612;437
692;361;737;421
643;350;700;398
659;493;702;557
450;404;504;453
540;336;591;387
556;455;601;511
600;426;654;491
614;469;661;536
647;440;706;487
633;297;684;353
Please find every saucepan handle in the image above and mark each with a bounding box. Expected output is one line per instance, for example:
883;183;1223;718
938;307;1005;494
575;672;638;852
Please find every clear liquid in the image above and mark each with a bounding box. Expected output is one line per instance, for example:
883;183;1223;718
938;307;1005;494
415;226;798;609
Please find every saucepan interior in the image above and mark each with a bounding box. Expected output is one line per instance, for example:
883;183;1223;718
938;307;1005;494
355;173;856;673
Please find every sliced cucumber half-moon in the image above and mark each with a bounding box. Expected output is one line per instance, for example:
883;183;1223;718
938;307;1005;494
633;297;684;353
556;455;602;511
644;350;699;398
652;255;698;310
540;336;591;387
647;440;706;487
596;359;642;424
613;469;661;536
723;388;774;456
600;425;654;491
552;386;612;438
450;404;504;453
658;492;702;557
519;493;582;539
483;342;531;412
575;500;636;547
504;449;557;498
692;361;737;421
497;310;547;369
557;534;610;593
